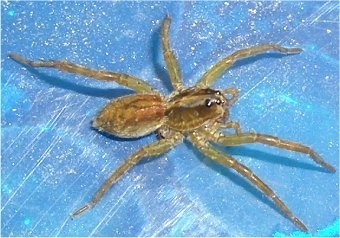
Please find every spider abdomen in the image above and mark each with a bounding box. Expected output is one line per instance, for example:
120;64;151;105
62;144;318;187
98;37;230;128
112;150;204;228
93;94;166;138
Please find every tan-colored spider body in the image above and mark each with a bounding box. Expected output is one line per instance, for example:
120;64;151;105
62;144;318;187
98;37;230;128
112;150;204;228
8;16;335;232
94;94;166;138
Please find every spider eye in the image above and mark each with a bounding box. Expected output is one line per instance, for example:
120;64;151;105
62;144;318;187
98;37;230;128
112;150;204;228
205;98;222;107
205;99;212;107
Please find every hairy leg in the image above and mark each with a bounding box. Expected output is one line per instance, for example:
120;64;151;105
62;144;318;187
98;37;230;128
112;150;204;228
8;53;156;94
196;44;302;88
214;132;336;173
188;132;308;231
161;16;183;91
71;132;183;217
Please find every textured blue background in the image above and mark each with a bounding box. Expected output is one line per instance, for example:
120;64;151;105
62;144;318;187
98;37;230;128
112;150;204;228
2;1;339;236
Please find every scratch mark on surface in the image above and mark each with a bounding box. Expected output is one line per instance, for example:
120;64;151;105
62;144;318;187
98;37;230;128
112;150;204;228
151;203;194;237
239;70;277;104
3;178;47;229
2;126;32;156
308;2;338;25
32;164;93;236
3;106;66;183
2;133;62;218
2;134;59;211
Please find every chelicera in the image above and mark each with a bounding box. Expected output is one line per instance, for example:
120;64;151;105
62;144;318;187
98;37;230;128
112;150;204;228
8;16;335;232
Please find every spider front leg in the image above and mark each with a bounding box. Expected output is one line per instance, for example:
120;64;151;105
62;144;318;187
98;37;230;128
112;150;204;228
8;53;156;94
188;132;308;231
196;44;303;88
223;87;239;106
161;16;183;91
220;121;241;135
214;132;336;173
71;132;183;217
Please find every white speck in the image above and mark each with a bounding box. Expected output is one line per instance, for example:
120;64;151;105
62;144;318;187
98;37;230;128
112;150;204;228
287;14;292;22
326;29;331;34
248;9;257;15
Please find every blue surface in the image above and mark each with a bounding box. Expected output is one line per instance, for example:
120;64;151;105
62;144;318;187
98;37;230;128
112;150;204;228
1;1;339;237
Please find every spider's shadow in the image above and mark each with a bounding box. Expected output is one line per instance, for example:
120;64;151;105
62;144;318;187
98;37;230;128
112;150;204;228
185;140;326;217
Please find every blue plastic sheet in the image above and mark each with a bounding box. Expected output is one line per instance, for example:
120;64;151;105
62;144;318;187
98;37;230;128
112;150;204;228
2;1;339;236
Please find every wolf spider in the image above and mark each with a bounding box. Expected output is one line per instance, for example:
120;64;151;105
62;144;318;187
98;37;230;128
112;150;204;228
8;16;335;232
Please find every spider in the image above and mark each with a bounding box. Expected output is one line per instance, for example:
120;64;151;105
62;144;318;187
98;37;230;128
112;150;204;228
8;16;335;232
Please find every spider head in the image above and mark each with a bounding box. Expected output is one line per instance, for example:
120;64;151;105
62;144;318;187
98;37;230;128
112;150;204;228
203;89;230;122
165;87;230;132
203;89;227;109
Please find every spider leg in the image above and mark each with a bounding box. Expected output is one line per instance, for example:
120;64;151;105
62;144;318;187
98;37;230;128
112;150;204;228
196;44;303;88
223;88;239;106
71;132;183;218
220;121;241;135
161;16;183;91
214;132;336;173
8;53;156;94
188;132;308;232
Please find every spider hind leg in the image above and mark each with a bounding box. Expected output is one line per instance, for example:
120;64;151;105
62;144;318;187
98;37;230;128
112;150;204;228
214;132;336;173
188;132;308;231
8;53;156;93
